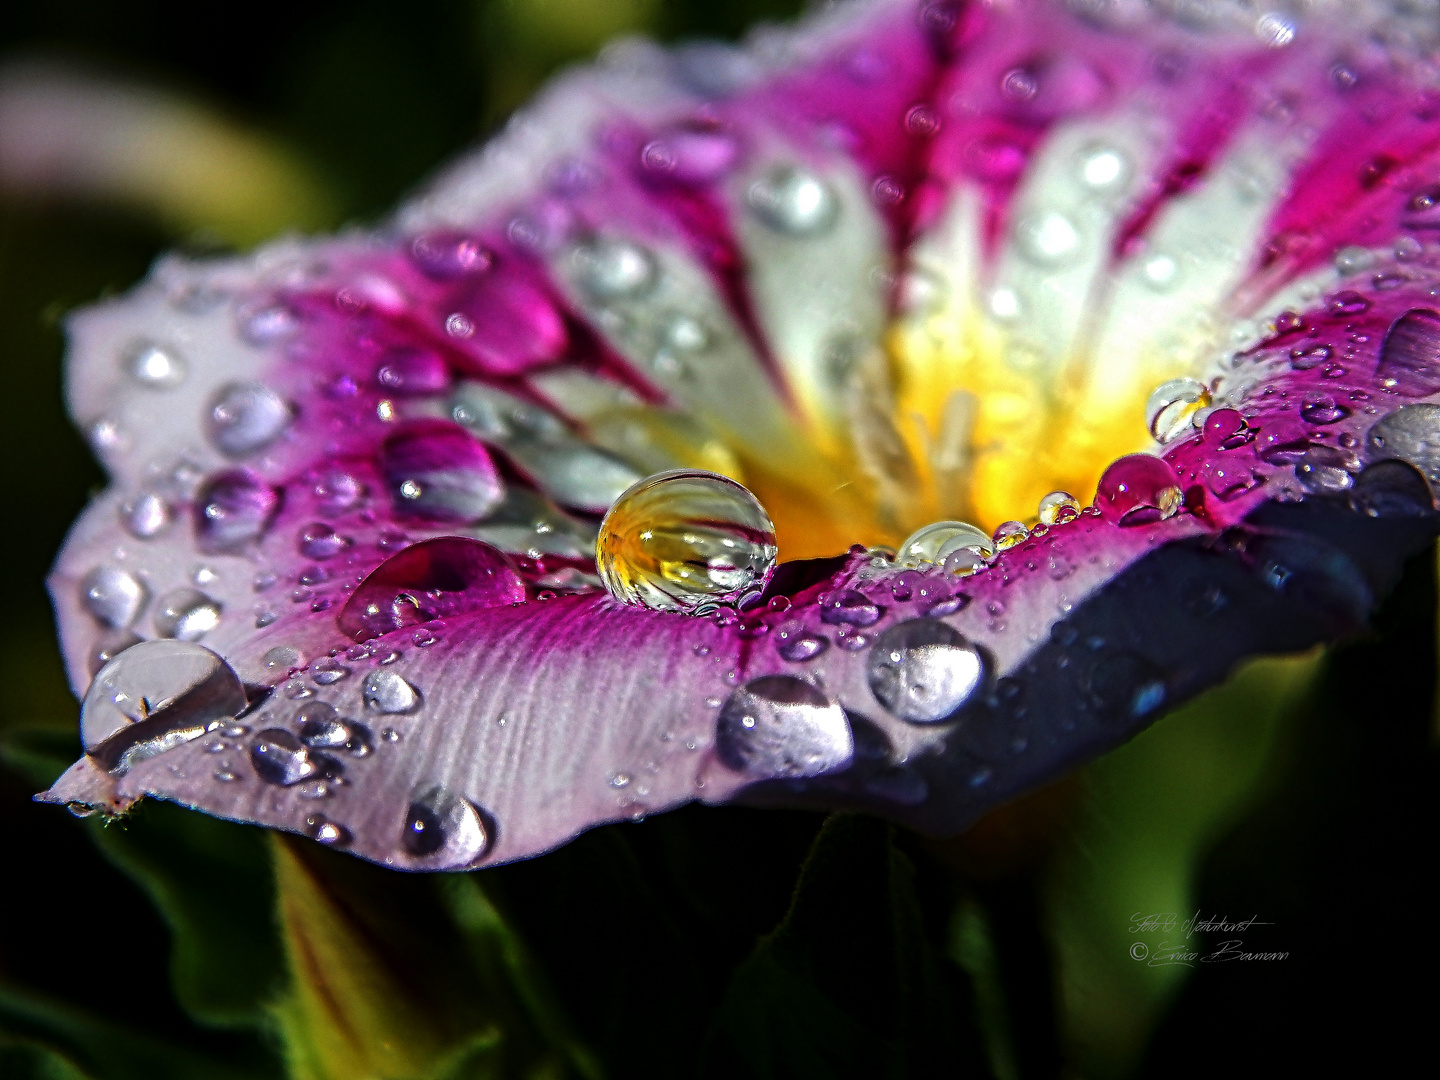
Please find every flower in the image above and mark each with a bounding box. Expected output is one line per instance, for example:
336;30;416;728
38;0;1440;872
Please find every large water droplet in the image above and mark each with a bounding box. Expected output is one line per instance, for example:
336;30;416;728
715;675;853;778
207;383;293;457
1368;404;1440;482
573;239;657;300
1095;455;1181;525
1017;210;1081;264
747;166;838;235
382;419;504;522
194;469;281;553
81;640;246;770
362;668;421;714
249;728;342;786
339;537;526;640
398;784;491;869
121;491;173;539
1377;308;1440;397
897;521;995;568
450;270;567;375
153;588;222;641
125;342;186;389
819;589;881;626
375;346;452;397
596;470;777;613
1145;377;1212;444
79;566;148;629
867;618;987;724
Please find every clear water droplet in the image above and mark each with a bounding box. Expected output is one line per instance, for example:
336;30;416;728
1079;144;1127;189
1300;393;1350;425
747;166;837;235
1377;308;1440;397
195;469;281;553
298;522;351;560
1037;491;1081;525
362;668;420;714
1145;378;1212;444
383;420;504;522
80;639;245;756
897;521;995;568
152;588;222;641
125;342;186;389
942;547;988;578
819;589;880;627
597;470;777;613
715;675;852;779
867;618;987;724
1094;456;1182;526
573;239;656;299
79;566;148;629
207;383;293;457
399;784;491;869
776;624;828;662
1367;403;1440;482
304;814;351;846
1017;210;1081;264
992;521;1029;550
250;728;342;786
310;657;349;685
120;491;173;539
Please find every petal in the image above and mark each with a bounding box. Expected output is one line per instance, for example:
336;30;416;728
40;0;1440;869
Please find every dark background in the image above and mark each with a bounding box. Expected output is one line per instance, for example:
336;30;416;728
0;3;1435;1077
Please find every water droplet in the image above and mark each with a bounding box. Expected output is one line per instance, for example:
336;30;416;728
1295;461;1353;493
596;470;777;613
409;232;491;278
1141;253;1179;290
298;522;350;560
715;675;852;779
1145;377;1212;444
1202;408;1251;450
240;303;299;344
942;547;988;577
249;728;342;786
1300;392;1350;425
304;814;351;847
1094;455;1181;526
640;125;739;182
313;470;366;514
897;521;995;568
362;669;420;714
119;491;173;539
1079;144;1127;188
80;639;245;760
819;589;880;627
1377;308;1440;397
399;784;491;869
194;469;281;553
1037;491;1081;525
1329;290;1370;315
747;166;838;235
1367;403;1440;481
310;657;349;685
125;342;186;388
207;383;293;457
383;420;504;522
375;346;452;397
573;238;657;299
986;521;1027;551
904;103;940;136
1017;210;1080;264
79;566;148;629
776;624;828;662
262;646;303;672
866;618;986;724
152;588;222;641
609;772;632;788
1083;653;1166;720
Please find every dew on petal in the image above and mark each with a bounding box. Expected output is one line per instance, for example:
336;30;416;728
194;469;281;553
206;382;293;457
596;470;777;613
1095;455;1182;526
572;238;657;300
304;814;352;847
819;588;880;626
715;675;852;779
249;728;342;787
121;491;173;539
339;536;526;640
81;639;245;753
897;520;995;568
382;419;504;522
375;347;452;397
992;520;1030;550
79;566;148;629
1367;404;1440;482
746;166;838;235
1145;377;1212;444
1377;308;1440;397
362;668;421;714
1037;491;1081;525
152;588;222;641
867;618;987;725
398;784;490;869
125;342;186;389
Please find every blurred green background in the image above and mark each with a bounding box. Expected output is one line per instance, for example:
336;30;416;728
0;2;1435;1078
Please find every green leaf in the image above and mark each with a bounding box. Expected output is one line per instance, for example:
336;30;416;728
701;814;992;1080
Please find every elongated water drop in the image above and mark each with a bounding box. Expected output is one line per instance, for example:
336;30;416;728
596;470;777;613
